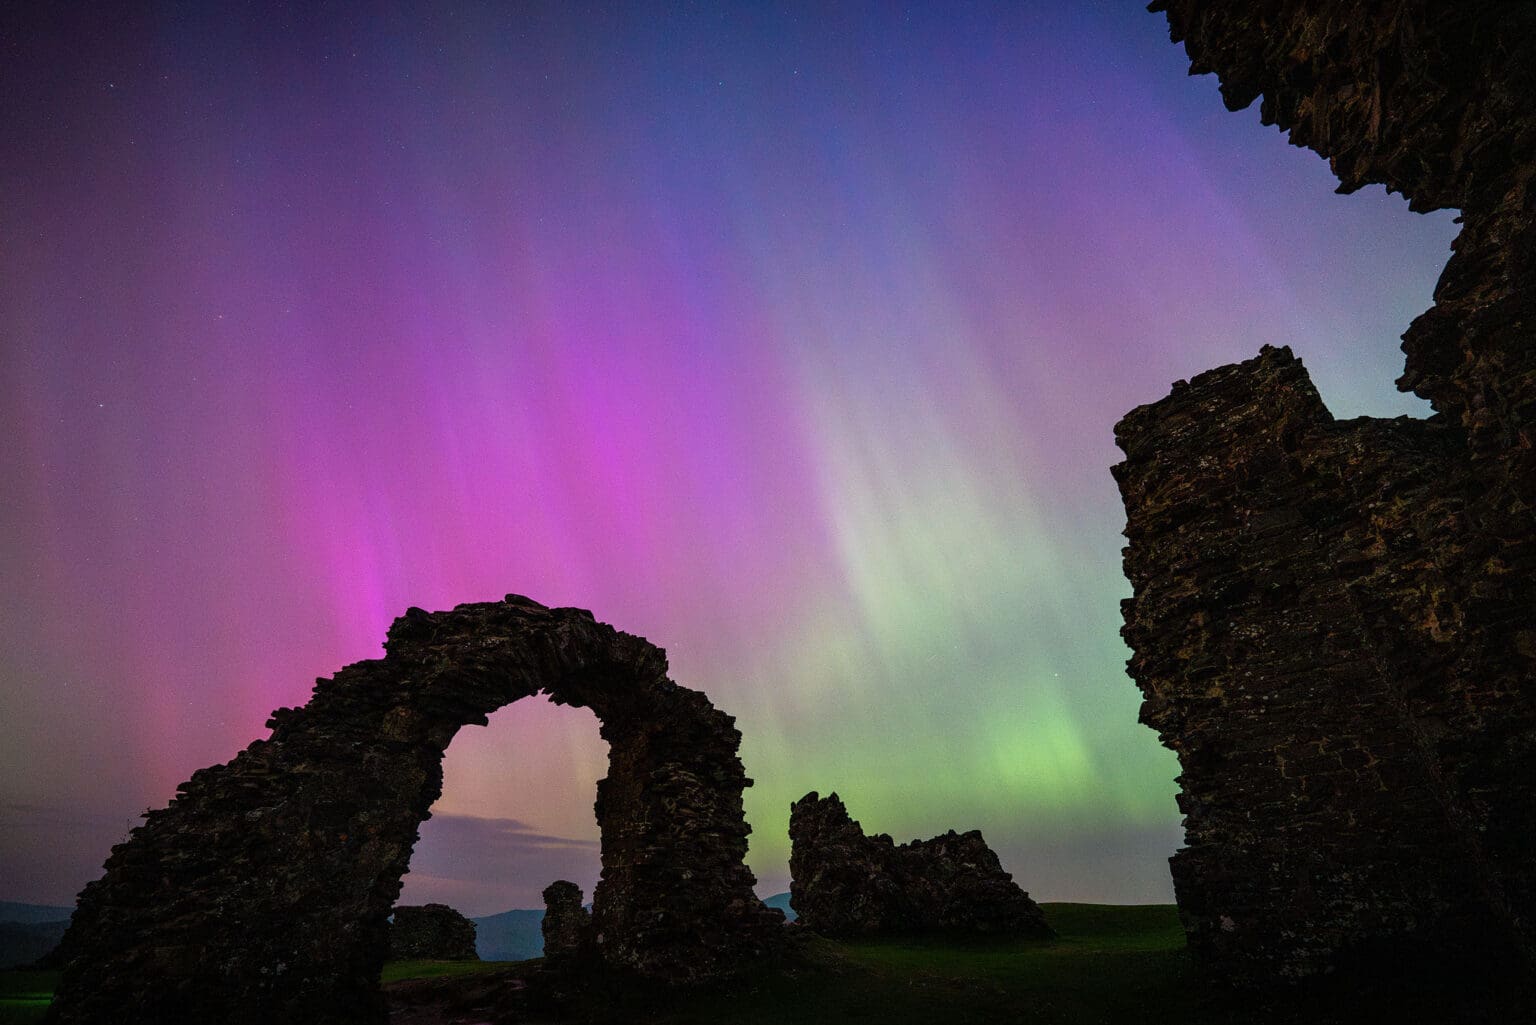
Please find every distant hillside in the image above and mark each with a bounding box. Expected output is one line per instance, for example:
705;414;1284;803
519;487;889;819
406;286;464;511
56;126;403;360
470;891;798;965
469;909;544;962
0;903;73;926
0;904;72;969
0;920;69;969
469;894;793;962
763;891;796;923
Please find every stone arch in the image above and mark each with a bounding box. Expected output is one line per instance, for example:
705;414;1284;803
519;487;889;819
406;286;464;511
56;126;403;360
47;595;784;1025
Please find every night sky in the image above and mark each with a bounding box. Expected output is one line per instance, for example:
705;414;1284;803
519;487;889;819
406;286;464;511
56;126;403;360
2;2;1457;915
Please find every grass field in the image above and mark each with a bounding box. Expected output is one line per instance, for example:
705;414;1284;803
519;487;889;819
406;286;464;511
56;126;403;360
3;904;1523;1024
647;903;1204;1025
381;958;528;984
2;904;1185;1024
0;971;55;1025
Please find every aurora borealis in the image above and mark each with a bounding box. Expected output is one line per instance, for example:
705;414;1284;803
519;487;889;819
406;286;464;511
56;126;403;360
2;3;1458;914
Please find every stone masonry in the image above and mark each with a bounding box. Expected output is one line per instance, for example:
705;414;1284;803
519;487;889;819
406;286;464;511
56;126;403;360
1115;1;1536;983
388;904;479;962
788;792;1052;939
540;880;593;967
45;596;784;1025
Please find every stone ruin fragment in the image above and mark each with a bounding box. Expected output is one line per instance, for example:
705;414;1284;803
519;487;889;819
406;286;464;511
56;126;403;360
1115;0;1536;985
388;903;479;962
541;880;594;966
45;595;784;1025
788;791;1053;939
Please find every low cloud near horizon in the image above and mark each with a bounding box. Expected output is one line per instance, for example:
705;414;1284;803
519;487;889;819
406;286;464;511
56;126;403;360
399;812;601;916
0;801;604;917
1;802;1178;918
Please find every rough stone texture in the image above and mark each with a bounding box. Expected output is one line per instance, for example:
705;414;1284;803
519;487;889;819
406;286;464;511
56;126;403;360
1116;1;1536;984
1149;0;1536;481
540;881;593;966
787;792;1052;939
46;595;784;1025
388;904;479;962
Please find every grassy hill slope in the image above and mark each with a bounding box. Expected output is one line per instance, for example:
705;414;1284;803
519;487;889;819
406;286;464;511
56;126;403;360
469;909;545;962
4;903;1524;1024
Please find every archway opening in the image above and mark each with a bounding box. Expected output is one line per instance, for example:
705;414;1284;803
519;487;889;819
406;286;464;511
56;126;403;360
46;598;785;1025
400;694;605;918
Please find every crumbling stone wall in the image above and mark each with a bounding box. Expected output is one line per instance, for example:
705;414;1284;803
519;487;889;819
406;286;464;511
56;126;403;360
1116;1;1536;984
788;792;1052;938
46;596;783;1025
540;880;593;966
388;904;479;961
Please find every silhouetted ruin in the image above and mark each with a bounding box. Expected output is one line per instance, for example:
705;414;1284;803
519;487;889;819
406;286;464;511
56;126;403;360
388;904;479;962
46;596;783;1025
540;881;593;967
1115;1;1536;984
788;792;1052;939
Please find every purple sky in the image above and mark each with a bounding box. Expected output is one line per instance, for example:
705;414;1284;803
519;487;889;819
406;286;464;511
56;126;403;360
1;2;1457;914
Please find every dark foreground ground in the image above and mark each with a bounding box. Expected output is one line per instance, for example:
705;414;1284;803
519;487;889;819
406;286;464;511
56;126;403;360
3;904;1527;1024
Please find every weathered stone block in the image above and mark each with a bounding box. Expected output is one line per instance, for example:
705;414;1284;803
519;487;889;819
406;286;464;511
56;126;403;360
1120;0;1536;985
540;881;593;966
788;792;1052;939
388;904;478;961
46;596;784;1025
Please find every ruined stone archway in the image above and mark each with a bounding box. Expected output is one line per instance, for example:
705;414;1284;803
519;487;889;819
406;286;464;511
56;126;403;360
46;595;784;1025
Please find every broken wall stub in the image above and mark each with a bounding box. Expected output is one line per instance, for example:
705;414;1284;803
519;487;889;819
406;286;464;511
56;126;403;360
1116;1;1536;984
541;880;594;967
46;596;783;1025
788;791;1052;939
388;904;479;962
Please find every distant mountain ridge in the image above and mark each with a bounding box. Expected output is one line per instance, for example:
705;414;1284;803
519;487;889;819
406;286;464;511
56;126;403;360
468;893;793;961
0;902;74;969
468;908;545;961
0;902;74;925
763;891;796;922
